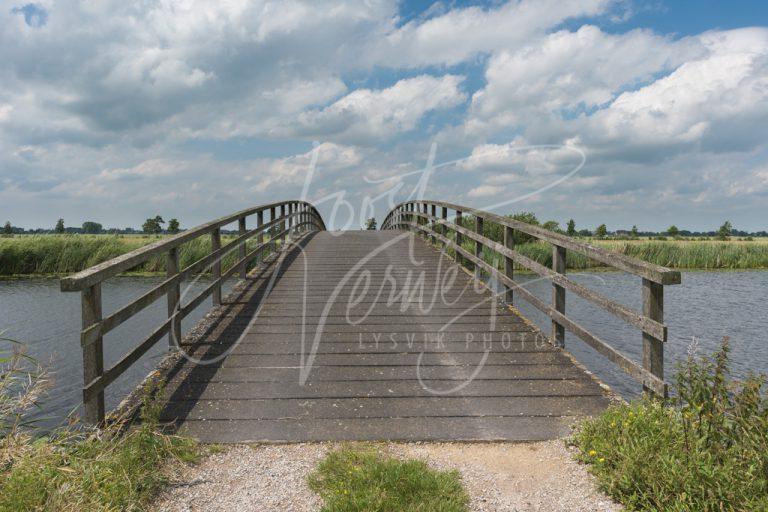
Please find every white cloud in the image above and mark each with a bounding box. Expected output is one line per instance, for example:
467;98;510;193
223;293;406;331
467;25;701;134
291;75;466;143
367;0;613;67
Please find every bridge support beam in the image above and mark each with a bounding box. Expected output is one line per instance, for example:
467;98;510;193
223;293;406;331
552;245;566;347
238;217;247;279
503;226;514;304
642;278;665;395
167;247;181;347
455;210;463;266
212;228;222;306
81;283;105;424
474;215;484;281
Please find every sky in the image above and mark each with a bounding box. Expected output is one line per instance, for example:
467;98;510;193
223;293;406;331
1;0;767;232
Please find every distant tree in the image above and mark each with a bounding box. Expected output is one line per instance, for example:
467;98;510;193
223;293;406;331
595;224;608;239
55;218;65;234
365;218;377;230
667;225;680;237
168;218;180;234
2;221;12;235
542;220;560;233
142;215;165;235
717;220;733;241
578;228;592;237
631;225;639;238
509;212;539;244
81;221;103;234
566;219;576;236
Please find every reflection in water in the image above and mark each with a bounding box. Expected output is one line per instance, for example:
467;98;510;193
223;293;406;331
499;270;768;398
0;276;234;429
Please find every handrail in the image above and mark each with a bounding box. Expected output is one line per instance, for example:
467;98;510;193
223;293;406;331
60;200;325;424
382;200;680;395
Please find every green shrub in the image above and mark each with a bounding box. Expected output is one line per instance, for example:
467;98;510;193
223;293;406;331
308;445;469;512
572;338;768;511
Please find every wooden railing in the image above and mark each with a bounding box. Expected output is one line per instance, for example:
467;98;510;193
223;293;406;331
382;200;681;395
61;200;325;424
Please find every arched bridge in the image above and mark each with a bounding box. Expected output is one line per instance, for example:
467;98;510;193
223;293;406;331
61;200;680;442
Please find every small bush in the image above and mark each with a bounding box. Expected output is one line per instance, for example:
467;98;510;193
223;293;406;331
308;445;469;512
572;338;768;511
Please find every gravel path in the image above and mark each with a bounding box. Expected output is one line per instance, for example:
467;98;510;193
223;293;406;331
152;441;621;512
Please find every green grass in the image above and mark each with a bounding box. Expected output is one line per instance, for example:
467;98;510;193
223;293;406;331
571;339;768;511
2;337;200;511
2;233;768;277
446;236;768;271
308;445;469;512
0;234;279;276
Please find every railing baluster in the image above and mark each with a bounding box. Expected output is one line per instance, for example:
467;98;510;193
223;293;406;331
429;204;436;244
474;215;484;280
257;210;264;266
455;210;463;266
211;227;222;305
643;279;664;395
503;225;514;304
167;247;181;347
81;283;105;424
280;204;286;248
552;245;566;347
238;217;247;279
441;206;448;251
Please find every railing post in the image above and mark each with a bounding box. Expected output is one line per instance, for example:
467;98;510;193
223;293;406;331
211;227;222;306
643;278;664;394
257;209;264;266
441;206;448;250
270;206;276;255
238;216;247;279
429;204;436;244
503;226;514;304
280;204;286;248
81;283;105;424
552;245;566;347
474;215;484;280
167;247;181;348
455;210;463;266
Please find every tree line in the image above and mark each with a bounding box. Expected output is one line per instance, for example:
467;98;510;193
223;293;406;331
2;215;766;240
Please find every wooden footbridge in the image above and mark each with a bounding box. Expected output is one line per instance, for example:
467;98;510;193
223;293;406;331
61;200;680;442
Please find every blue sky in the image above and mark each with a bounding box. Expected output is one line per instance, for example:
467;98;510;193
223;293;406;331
1;0;767;231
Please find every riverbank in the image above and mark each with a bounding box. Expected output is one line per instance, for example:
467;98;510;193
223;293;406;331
0;234;275;276
1;234;768;276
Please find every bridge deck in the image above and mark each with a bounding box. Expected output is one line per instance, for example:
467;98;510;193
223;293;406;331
159;231;611;442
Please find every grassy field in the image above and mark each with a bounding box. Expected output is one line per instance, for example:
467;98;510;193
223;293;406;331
0;234;767;276
0;234;280;276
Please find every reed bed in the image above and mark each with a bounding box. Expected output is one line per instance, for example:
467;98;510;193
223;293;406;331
1;234;767;276
0;234;278;276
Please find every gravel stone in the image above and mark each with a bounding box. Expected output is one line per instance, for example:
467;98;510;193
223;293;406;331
152;441;622;511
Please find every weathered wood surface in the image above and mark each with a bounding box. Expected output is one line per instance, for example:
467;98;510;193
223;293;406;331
160;231;610;442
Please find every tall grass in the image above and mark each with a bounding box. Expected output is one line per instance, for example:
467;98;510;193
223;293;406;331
447;236;768;271
0;234;277;276
1;337;200;511
2;234;768;276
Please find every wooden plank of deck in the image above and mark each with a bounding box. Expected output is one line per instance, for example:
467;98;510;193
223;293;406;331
160;230;610;442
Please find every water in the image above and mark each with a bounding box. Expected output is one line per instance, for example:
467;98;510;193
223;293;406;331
508;270;768;398
1;271;767;427
0;276;235;429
